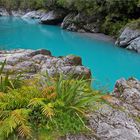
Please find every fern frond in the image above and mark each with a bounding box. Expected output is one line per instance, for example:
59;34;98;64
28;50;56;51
0;116;17;138
18;124;32;139
28;98;45;107
42;103;55;118
11;109;31;125
0;102;8;110
0;92;5;99
0;110;10;120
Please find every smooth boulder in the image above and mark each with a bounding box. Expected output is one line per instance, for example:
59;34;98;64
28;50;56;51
41;10;67;25
116;27;140;53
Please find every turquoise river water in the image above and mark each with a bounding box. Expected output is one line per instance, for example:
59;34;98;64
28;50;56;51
0;16;140;91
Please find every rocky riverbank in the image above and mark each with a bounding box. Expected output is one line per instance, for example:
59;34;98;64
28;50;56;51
0;49;91;79
62;78;140;140
116;26;140;53
0;8;140;53
0;49;140;139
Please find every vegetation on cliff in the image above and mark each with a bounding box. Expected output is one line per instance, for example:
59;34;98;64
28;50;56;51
0;0;140;36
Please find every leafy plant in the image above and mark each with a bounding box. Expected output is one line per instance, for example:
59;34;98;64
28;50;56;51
0;74;103;140
0;60;22;93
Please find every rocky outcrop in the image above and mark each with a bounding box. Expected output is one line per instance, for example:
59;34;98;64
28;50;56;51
61;12;78;31
62;78;140;140
1;50;140;140
11;10;26;17
113;78;140;114
22;10;46;19
0;8;99;33
61;12;99;33
0;49;91;79
116;27;140;53
0;8;9;16
40;9;67;25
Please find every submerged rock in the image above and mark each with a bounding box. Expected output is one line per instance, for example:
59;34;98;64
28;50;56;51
0;49;91;79
41;9;67;25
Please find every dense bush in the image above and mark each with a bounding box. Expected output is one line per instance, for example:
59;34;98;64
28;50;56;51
0;0;46;10
127;18;140;30
0;73;103;140
0;60;22;93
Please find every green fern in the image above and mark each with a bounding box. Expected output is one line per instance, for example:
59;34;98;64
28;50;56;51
0;74;103;139
0;60;22;93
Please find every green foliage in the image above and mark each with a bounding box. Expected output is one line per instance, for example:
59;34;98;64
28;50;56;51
0;0;47;10
0;74;103;140
127;19;140;30
0;60;22;93
101;16;128;36
1;0;139;36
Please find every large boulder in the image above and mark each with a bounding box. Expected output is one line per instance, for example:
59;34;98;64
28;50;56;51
126;36;140;52
116;20;140;53
40;9;67;25
116;27;140;47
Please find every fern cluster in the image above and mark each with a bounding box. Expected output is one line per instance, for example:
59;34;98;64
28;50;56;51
0;73;103;140
0;60;22;93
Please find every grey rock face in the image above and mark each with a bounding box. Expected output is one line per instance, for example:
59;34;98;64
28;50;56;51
0;8;9;16
116;27;140;53
61;12;99;33
127;37;140;52
41;10;67;25
0;49;91;79
89;104;140;140
22;10;46;19
113;78;140;111
83;23;99;33
61;13;77;30
11;10;26;17
62;78;140;140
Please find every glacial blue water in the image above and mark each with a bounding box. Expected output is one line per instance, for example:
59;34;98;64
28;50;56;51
0;16;140;91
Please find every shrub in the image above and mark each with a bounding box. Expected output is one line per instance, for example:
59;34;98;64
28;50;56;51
0;60;22;93
127;19;140;30
0;74;103;140
101;16;127;37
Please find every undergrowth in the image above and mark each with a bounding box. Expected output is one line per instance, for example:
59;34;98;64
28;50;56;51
0;66;103;140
